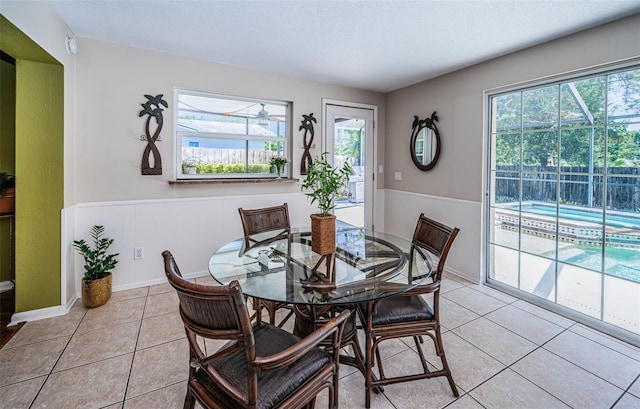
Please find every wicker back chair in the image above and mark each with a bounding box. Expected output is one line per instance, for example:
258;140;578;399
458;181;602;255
238;203;293;326
163;250;349;409
357;214;460;408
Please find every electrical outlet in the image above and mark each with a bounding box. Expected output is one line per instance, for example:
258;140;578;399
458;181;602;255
134;247;144;260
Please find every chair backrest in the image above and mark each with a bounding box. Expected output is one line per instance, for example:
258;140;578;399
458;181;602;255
238;203;290;236
238;203;291;251
162;250;253;343
411;213;460;281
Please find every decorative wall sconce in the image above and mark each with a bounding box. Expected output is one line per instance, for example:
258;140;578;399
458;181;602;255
299;113;316;175
139;94;167;175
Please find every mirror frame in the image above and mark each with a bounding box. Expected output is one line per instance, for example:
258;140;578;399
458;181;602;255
410;111;440;171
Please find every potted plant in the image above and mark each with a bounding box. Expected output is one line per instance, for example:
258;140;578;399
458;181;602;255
182;157;199;175
0;172;15;214
270;155;288;179
301;152;352;255
73;225;119;308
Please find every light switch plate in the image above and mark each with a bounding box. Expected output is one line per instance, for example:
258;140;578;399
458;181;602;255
394;172;402;181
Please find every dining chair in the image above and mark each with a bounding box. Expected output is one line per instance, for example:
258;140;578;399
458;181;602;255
162;250;349;409
357;214;460;408
238;203;293;327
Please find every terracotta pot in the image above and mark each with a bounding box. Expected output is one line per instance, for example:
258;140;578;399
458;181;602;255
82;272;112;308
310;214;336;255
0;188;15;214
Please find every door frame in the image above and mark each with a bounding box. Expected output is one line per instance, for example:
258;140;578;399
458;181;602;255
321;99;378;230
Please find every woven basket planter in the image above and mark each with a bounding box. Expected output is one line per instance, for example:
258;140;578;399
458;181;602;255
310;214;336;255
82;272;112;308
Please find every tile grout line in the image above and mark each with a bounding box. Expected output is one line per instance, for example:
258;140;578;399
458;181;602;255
27;304;89;409
121;285;151;406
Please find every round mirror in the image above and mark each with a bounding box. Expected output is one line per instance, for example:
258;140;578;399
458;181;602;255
410;111;440;171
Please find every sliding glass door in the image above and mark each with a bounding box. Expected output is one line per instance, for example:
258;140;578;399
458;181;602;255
486;66;640;340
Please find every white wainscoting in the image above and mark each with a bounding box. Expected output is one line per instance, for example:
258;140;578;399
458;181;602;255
16;194;314;325
383;189;482;283
70;193;315;296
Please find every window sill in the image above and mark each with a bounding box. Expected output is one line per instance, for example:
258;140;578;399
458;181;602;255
168;178;299;185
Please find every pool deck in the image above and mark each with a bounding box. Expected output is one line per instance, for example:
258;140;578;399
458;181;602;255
495;206;640;249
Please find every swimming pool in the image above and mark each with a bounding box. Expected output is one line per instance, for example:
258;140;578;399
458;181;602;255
513;203;640;230
495;202;640;249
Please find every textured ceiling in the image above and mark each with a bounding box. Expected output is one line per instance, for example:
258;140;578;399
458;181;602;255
49;0;640;93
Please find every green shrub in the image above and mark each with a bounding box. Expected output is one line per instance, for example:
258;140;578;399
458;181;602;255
196;163;272;174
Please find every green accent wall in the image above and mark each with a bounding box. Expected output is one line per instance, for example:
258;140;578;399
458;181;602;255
1;15;64;311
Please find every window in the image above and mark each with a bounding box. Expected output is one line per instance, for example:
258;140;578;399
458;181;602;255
176;92;290;179
487;66;640;340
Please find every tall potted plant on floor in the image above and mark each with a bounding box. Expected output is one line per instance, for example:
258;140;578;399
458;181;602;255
73;225;119;308
301;152;352;255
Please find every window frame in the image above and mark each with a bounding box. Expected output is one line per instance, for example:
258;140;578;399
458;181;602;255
174;90;291;180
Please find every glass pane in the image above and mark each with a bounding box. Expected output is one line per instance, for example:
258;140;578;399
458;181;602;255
522;175;557;203
523;85;558;130
489;245;519;287
559;128;605;168
557;263;601;318
493;170;520;204
603;274;640;334
493;92;521;131
607;175;640;212
492;133;521;169
181;138;249;175
559;174;603;208
608;68;640;124
520;252;556;301
606;124;640;167
519;181;557;258
491;206;519;250
560;77;605;127
523;130;557;168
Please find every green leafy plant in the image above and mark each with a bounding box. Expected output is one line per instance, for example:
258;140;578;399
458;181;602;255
0;172;15;196
73;225;119;281
301;152;352;216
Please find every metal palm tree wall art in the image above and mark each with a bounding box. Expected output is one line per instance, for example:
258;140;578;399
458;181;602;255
299;112;316;175
139;94;168;175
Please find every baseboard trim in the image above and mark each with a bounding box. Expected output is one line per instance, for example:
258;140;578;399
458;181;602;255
10;271;211;325
10;305;69;326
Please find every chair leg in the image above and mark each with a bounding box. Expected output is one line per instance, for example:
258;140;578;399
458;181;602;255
414;335;430;374
435;326;459;397
183;388;196;409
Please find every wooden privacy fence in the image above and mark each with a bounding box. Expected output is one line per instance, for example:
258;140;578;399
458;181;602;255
494;166;640;211
182;147;277;164
183;146;351;168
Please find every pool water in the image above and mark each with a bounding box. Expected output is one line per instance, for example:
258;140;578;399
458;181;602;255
518;204;640;229
544;245;640;283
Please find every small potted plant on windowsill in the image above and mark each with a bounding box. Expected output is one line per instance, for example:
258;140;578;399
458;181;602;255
73;225;119;308
182;157;199;175
301;152;352;255
270;155;288;179
0;172;15;215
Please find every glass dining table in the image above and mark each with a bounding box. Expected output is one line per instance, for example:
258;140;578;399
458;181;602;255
207;226;433;307
208;225;434;397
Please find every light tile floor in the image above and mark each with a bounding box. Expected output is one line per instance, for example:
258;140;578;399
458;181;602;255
1;273;639;408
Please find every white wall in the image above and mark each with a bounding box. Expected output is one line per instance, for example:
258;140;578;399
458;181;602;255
74;38;386;203
384;14;640;283
66;39;386;307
